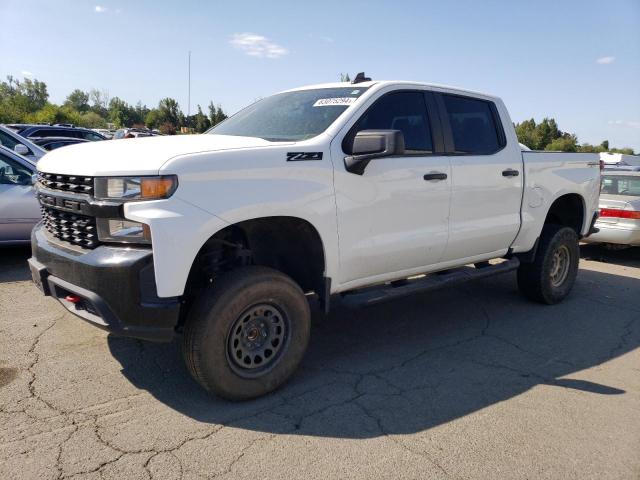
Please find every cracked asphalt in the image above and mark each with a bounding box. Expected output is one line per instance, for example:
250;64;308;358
1;245;639;480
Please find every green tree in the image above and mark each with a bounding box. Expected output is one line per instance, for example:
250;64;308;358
194;105;211;133
145;109;162;129
214;105;227;125
79;111;106;128
158;97;183;129
208;101;217;125
89;89;109;117
64;89;90;113
108;96;141;128
545;135;578;152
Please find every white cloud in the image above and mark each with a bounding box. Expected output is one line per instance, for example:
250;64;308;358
94;5;107;13
608;120;640;129
596;56;615;65
21;70;33;77
230;33;288;59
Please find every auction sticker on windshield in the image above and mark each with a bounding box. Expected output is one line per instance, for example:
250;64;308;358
313;97;357;107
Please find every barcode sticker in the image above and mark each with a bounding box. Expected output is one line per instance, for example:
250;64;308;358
313;97;357;107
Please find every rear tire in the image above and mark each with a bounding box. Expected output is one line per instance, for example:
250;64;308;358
182;266;311;400
517;225;579;304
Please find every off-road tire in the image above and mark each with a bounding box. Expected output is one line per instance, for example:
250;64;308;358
517;224;579;304
182;266;310;400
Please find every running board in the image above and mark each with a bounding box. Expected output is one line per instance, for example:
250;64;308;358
340;258;520;307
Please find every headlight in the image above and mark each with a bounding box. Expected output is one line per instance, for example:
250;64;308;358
94;175;177;200
96;218;151;244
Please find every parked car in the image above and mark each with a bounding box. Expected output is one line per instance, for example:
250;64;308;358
600;152;640;167
113;127;158;139
0;145;39;245
92;128;114;139
33;137;90;151
583;167;640;248
0;125;47;162
12;125;107;141
29;77;601;400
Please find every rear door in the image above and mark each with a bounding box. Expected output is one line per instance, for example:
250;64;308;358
436;93;523;261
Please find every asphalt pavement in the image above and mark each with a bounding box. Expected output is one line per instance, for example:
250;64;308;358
1;244;639;479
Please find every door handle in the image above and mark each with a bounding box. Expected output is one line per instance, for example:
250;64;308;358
502;169;519;177
423;172;448;181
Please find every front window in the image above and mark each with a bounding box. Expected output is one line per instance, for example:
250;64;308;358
208;87;369;141
0;153;32;185
601;175;640;196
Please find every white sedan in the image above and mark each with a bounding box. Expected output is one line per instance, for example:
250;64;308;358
584;168;640;247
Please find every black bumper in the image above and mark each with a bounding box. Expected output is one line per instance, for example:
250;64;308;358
29;223;180;342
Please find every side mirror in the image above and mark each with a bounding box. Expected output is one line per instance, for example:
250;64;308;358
14;144;30;156
344;130;405;175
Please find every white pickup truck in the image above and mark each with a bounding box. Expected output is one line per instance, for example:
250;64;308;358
29;76;601;399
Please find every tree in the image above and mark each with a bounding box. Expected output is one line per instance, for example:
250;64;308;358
108;96;138;128
214;105;227;125
545;135;578;152
20;78;49;111
208;101;217;125
89;89;110;116
340;73;351;82
158;97;183;129
194;105;210;133
64;89;90;113
145;109;162;129
79;111;106;128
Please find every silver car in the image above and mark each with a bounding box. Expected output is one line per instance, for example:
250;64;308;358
0;124;47;162
584;168;640;247
0;145;40;245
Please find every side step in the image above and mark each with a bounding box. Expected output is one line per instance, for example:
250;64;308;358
340;258;520;308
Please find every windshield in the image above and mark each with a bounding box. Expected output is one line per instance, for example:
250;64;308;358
601;175;640;196
208;87;369;141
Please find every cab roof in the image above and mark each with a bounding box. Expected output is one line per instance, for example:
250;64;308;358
282;80;500;101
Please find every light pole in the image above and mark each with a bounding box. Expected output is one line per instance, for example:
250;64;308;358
187;50;191;120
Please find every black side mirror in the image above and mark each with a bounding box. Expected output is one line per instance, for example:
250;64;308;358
344;130;405;175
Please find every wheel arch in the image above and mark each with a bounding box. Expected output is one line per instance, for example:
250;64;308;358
543;192;587;235
181;215;329;317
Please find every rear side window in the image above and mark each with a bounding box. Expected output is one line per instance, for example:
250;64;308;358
353;91;433;152
83;132;104;141
601;175;640;196
442;95;503;154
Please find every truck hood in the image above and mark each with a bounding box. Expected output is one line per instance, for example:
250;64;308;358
36;134;279;176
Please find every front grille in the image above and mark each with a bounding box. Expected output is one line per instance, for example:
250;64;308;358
41;206;99;248
38;172;94;196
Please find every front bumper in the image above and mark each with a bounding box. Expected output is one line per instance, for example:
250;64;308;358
29;223;180;342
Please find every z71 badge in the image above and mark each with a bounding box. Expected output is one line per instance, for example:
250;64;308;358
286;152;323;161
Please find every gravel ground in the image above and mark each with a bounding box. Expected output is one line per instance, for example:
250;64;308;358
1;244;639;480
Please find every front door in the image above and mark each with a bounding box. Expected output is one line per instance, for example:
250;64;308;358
0;152;39;242
333;90;451;285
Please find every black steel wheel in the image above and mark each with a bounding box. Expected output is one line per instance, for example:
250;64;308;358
226;303;290;377
182;266;310;400
517;224;579;304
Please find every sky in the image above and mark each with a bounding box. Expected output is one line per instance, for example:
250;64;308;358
1;0;639;151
